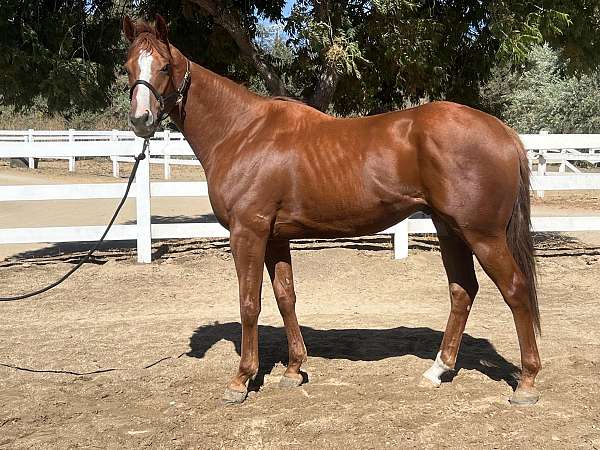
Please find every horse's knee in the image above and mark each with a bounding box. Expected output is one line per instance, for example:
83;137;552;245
240;296;261;323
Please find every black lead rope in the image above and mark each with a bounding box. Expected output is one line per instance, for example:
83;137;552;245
0;139;149;302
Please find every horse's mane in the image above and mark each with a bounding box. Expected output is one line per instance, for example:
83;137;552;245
272;96;305;105
131;21;170;59
133;22;155;35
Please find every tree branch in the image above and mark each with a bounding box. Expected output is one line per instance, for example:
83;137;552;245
306;0;339;111
186;0;289;96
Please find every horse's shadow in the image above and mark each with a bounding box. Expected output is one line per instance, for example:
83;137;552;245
188;322;520;391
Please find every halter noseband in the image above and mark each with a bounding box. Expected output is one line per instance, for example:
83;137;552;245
129;58;191;123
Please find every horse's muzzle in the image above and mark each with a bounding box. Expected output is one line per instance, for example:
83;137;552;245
128;110;156;138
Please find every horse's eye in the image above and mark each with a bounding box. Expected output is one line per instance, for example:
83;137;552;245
160;64;170;73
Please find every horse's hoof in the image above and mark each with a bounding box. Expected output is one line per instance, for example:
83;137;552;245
279;374;303;388
419;352;450;388
223;387;247;405
509;387;539;406
418;374;441;389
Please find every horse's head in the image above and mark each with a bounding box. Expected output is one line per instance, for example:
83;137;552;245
123;15;181;138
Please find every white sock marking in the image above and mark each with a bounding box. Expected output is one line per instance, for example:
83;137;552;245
422;351;452;387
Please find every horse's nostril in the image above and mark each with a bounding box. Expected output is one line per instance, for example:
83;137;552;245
144;110;154;127
129;111;153;129
128;110;156;137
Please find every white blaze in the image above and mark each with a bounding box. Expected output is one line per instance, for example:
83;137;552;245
133;50;154;117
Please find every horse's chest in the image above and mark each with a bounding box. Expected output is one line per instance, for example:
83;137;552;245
204;185;231;229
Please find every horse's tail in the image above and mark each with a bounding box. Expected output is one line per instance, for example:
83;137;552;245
506;134;540;335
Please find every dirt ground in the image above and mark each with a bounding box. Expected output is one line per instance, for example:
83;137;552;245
1;159;600;449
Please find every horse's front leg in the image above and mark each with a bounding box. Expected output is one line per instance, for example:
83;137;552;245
223;225;268;404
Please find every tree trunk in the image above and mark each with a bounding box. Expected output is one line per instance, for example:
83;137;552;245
185;0;341;112
307;60;339;112
186;0;289;97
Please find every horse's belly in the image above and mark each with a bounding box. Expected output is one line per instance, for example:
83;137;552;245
272;197;424;239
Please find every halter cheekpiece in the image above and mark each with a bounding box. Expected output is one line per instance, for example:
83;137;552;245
129;58;191;123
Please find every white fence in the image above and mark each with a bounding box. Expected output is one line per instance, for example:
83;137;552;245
522;132;600;197
4;129;599;182
0;129;192;180
1;133;600;263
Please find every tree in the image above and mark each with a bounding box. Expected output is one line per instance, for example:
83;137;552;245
0;0;124;112
173;0;578;114
545;0;600;72
481;44;600;133
1;0;597;116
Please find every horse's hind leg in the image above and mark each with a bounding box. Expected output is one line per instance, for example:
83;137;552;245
468;233;541;405
422;220;478;387
265;239;307;387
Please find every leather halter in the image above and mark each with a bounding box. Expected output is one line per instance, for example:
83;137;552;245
129;58;191;123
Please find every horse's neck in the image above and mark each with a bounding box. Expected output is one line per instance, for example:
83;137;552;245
169;47;262;175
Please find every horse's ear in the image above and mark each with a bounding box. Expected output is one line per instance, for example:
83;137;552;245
123;16;136;43
155;14;170;45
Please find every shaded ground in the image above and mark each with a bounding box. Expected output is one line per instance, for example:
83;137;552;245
1;237;599;449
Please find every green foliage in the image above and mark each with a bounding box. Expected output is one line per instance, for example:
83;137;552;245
0;74;130;130
282;0;585;114
1;0;599;123
252;23;299;95
545;0;600;72
481;44;600;133
489;3;572;63
0;0;124;113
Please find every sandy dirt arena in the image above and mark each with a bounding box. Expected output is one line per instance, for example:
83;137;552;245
1;160;600;449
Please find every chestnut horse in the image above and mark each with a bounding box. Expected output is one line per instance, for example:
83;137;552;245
123;15;541;406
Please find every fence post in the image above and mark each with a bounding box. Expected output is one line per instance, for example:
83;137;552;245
68;128;76;172
135;137;152;263
536;130;549;198
536;152;547;198
163;129;171;180
558;148;566;173
27;129;35;169
111;129;119;178
528;152;534;172
393;219;409;259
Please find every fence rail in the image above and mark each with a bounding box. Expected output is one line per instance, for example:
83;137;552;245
2;132;600;263
3;129;599;180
